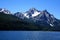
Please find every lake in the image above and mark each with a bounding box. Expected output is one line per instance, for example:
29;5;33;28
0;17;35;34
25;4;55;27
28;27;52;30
0;31;60;40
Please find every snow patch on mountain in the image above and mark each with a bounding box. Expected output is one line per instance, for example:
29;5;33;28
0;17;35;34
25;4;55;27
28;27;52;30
0;8;4;12
50;24;54;27
24;13;29;18
32;11;40;17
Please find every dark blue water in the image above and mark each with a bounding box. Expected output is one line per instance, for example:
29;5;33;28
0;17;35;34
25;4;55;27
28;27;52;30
0;31;60;40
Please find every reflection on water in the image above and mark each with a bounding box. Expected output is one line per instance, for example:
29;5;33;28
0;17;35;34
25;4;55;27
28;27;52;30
0;31;60;40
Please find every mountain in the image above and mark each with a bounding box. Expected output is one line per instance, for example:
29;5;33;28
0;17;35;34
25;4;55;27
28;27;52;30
0;8;11;14
24;8;40;18
0;8;60;31
14;12;25;19
0;9;41;30
14;8;60;27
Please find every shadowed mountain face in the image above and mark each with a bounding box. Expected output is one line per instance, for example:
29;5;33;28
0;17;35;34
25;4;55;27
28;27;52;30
0;8;60;31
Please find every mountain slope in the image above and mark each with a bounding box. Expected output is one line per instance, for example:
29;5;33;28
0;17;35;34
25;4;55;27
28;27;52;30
0;12;45;30
14;8;60;27
0;8;60;31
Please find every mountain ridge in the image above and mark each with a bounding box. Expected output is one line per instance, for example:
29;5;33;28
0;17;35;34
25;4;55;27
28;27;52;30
14;8;60;27
0;8;60;31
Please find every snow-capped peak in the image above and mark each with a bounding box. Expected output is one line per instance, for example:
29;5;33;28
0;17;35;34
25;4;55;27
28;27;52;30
29;8;37;11
24;8;41;18
0;8;4;12
0;8;11;14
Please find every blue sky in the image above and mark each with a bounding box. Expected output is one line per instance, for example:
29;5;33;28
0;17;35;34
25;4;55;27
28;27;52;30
0;0;60;19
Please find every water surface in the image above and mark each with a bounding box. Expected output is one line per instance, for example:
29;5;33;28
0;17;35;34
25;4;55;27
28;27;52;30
0;31;60;40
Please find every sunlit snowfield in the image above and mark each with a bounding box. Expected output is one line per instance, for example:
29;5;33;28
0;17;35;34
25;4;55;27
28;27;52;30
0;31;60;40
